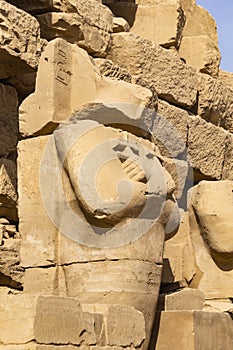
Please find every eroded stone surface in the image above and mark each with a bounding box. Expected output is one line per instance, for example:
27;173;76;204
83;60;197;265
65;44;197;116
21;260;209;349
0;84;18;157
0;1;41;79
108;33;198;109
0;159;17;221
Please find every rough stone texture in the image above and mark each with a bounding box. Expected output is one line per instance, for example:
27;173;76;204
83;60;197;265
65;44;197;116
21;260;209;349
113;17;130;33
12;0;114;57
106;305;145;347
162;212;196;285
36;0;113;57
0;84;18;157
189;201;233;299
179;35;221;77
34;296;96;345
0;239;24;289
0;1;41;79
94;58;132;83
182;3;218;43
197;73;233;132
108;33;198;109
154;99;189;157
187;116;228;180
19;39;155;137
0;159;17;221
178;2;220;77
192;180;233;260
155;311;233;350
157;288;205;311
218;69;233;91
18;136;57;267
106;1;185;48
0;290;37;345
223;133;233;180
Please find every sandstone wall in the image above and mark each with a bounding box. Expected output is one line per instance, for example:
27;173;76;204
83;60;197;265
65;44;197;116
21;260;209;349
0;0;232;349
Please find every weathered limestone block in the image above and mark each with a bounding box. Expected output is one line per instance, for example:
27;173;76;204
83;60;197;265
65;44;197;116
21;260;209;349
189;183;233;298
105;305;145;347
23;267;57;295
36;4;113;57
14;0;113;57
192;180;233;261
187;116;228;180
0;290;37;345
34;296;96;345
0;239;23;289
197;73;233;131
106;1;185;48
157;288;205;311
218;69;233;91
154;99;189;157
113;17;130;33
8;0;105;14
0;84;18;157
0;1;41;79
0;159;17;221
155;311;233;350
19;39;155;137
0;345;37;350
182;3;218;43
162;212;196;285
94;58;132;83
18;136;57;267
107;33;198;109
223;133;233;180
179;35;221;77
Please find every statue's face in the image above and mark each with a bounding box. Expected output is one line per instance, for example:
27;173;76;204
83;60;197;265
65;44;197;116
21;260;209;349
193;180;233;259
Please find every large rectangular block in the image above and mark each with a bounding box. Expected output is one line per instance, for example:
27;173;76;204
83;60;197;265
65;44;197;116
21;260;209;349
18;136;58;267
155;311;233;350
108;33;198;109
187;116;227;180
106;1;185;48
197;74;233;132
0;1;41;79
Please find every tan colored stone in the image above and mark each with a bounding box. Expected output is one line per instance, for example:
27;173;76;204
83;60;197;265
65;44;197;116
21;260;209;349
106;305;145;347
197;73;233;132
222;133;233;180
34;296;96;345
108;33;198;109
0;291;37;344
218;69;233;91
192;180;233;259
157;288;205;311
162;212;196;285
0;1;41;79
154;99;189;157
94;58;132;83
187;116;227;180
0;345;37;350
36;5;112;57
113;17;130;33
179;35;221;77
0;159;17;221
107;1;185;48
182;4;218;43
63;261;162;350
0;84;18;157
155;311;233;350
19;39;155;137
18;136;57;267
189;201;233;299
0;238;23;289
23;267;56;295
